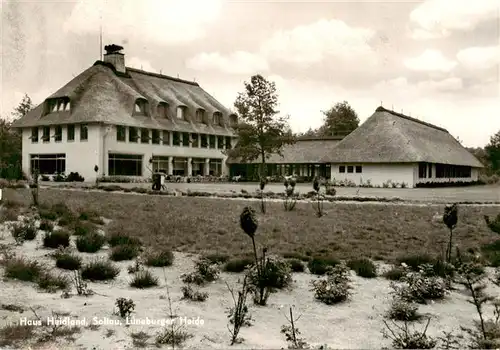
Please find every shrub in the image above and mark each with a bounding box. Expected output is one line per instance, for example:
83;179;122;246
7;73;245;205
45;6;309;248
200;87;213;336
73;221;95;236
57;213;75;227
181;284;208;302
382;319;437;349
43;230;71;249
38;208;58;221
37;271;69;292
181;258;220;285
392;268;448;304
224;257;254;273
3;257;42;282
110;244;140;261
347;258;377;278
39;219;54;232
50;202;73;218
282;252;310;262
308;256;340;275
387;298;421;321
107;232;142;247
130;270;159;288
247;257;292;291
143;250;174;267
76;232;106;253
311;263;352;304
54;249;82;270
116;297;135;318
396;254;434;271
81;260;120;281
11;219;38;243
202;253;230;264
286;258;305;272
66;172;84;182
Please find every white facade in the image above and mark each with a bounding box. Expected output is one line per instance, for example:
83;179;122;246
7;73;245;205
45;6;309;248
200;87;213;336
22;123;233;182
330;163;479;188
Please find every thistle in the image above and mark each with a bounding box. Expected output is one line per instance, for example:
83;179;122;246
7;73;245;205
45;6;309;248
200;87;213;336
240;206;258;239
443;203;458;263
313;177;320;192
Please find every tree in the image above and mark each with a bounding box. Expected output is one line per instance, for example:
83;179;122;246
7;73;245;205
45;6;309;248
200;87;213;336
0;93;34;179
318;101;359;137
229;74;295;177
485;130;500;173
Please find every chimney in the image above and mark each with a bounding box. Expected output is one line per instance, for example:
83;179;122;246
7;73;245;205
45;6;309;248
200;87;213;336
103;44;126;73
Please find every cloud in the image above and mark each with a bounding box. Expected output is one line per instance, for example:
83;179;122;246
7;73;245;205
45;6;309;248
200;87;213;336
127;57;158;73
416;77;463;92
185;18;376;74
63;0;222;44
457;45;500;70
404;49;457;72
409;0;499;39
186;51;269;75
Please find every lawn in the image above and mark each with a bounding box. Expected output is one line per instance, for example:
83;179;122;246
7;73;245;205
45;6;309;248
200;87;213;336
3;187;500;262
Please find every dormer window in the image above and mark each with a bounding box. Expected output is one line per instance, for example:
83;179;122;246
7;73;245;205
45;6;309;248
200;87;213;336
64;101;70;111
196;109;205;123
157;102;169;118
47;98;70;114
176;106;186;120
229;114;238;127
134;99;148;116
213;112;223;126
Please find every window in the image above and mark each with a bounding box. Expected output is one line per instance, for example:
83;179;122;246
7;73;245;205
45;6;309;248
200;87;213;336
42;126;50;142
116;125;126;142
30;154;66;175
47;99;70;114
217;136;224;149
67;125;75;141
134;99;148;115
54;126;62;142
339;165;346;173
51;102;57;113
151;129;160;144
435;164;472;178
173;157;187;176
201;134;208;148
225;136;232;149
162;130;170;145
151;156;169;173
428;164;433;178
176;106;186;120
209;135;216;148
172;131;181;146
229;114;238;127
209;159;223;176
80;124;88;141
213;112;222;125
355;165;362;173
64;101;70;111
108;153;143;176
129;127;138;142
140;128;149;144
157;102;168;118
418;163;427;178
347;166;354;173
192;158;204;176
182;132;190;147
31;127;38;143
191;133;199;147
196;109;204;123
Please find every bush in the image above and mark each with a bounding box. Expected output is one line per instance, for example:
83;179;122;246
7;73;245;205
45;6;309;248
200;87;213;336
50;202;73;218
181;284;208;302
39;219;54;232
76;232;106;253
116;297;135;318
311;263;352;304
282;252;310;262
392;268;448;304
247;257;293;292
37;272;69;292
384;266;406;281
66;172;84;182
202;253;230;264
73;221;95;236
181;258;220;285
308;256;340;275
54;249;82;270
347;258;377;278
81;260;120;281
396;254;434;271
224;257;254;273
57;213;75;227
143;250;174;267
107;232;142;247
110;244;140;261
286;258;305;272
3;257;42;282
11;219;38;243
130;270;159;288
43;230;70;248
387;298;421;321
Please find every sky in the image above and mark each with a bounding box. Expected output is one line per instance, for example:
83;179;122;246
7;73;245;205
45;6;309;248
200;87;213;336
1;0;499;148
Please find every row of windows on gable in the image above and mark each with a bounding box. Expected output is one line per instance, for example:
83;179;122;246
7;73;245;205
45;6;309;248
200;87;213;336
136;100;238;127
30;125;87;143
46;98;71;114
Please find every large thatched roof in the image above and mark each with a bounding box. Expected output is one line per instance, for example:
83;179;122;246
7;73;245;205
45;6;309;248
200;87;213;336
11;61;236;137
320;106;484;167
226;136;344;164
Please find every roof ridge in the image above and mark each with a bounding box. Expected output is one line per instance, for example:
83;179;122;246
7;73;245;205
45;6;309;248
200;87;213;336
375;106;448;133
126;67;200;86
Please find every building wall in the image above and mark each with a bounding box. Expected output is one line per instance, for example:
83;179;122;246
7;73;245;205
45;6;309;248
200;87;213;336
330;163;416;188
414;163;479;184
22;124;102;182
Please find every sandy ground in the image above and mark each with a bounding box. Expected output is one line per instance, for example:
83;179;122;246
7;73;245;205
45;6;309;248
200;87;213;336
0;218;499;349
41;181;500;204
